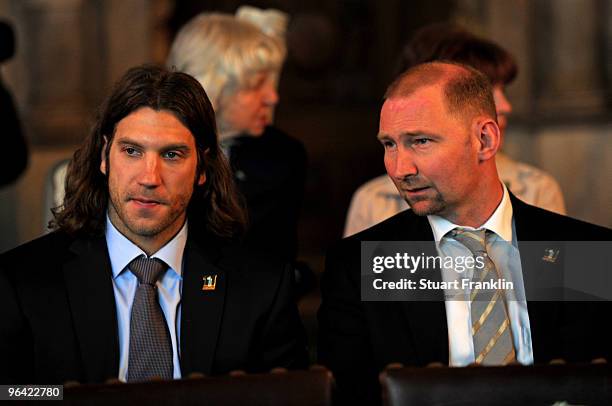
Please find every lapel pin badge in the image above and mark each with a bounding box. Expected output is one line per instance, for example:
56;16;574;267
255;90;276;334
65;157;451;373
202;274;218;291
542;248;560;263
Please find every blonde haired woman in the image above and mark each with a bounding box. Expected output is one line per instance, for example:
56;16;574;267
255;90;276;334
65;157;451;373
168;7;307;265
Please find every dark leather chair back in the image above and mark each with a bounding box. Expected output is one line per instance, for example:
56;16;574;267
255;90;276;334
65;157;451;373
64;369;333;406
381;364;612;406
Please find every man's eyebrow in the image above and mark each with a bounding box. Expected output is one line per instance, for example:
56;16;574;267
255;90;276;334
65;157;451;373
115;138;192;152
376;131;436;141
160;144;192;152
114;137;149;149
115;137;142;147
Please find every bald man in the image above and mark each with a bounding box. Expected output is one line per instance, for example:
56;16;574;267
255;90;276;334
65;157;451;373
318;62;611;405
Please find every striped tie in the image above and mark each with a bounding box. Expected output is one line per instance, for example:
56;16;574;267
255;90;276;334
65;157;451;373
127;255;174;381
451;228;516;365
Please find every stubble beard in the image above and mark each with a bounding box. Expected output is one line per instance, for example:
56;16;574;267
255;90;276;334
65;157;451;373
396;180;447;217
404;192;447;217
107;187;190;241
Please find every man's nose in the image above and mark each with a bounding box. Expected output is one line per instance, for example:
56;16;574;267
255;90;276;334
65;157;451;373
387;148;418;179
138;155;162;187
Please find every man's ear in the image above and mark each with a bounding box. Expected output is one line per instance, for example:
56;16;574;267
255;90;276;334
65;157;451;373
197;171;206;186
196;148;210;186
473;118;501;162
100;136;109;175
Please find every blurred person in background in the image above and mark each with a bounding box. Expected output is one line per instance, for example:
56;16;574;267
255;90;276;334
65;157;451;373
167;7;309;278
344;24;566;237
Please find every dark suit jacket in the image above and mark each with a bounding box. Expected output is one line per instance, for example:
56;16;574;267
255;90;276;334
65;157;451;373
229;126;307;262
0;229;308;384
318;194;612;404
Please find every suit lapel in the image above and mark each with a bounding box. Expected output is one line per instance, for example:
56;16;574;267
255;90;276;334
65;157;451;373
63;236;119;382
510;195;563;363
180;237;226;376
511;193;542;241
398;211;449;364
513;195;544;300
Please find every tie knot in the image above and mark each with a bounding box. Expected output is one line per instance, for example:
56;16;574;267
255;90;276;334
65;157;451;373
450;228;488;255
129;256;167;285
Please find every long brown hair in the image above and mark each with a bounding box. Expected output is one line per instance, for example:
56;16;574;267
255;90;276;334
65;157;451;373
51;65;246;239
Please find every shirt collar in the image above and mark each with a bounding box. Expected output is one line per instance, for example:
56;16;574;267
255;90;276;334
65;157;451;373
427;182;513;242
105;214;188;279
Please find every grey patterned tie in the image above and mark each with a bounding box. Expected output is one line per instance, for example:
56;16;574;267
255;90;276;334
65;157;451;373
127;255;174;382
451;228;516;365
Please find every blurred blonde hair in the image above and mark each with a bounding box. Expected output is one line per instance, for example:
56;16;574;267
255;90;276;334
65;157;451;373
167;7;287;111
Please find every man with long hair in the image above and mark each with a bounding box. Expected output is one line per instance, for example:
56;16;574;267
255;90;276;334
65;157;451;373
0;65;306;384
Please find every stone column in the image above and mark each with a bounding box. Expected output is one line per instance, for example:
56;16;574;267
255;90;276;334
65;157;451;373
14;0;93;145
533;0;605;115
485;1;531;118
104;0;153;84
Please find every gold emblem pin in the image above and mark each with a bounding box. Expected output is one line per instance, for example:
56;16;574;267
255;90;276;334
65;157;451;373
202;275;217;290
202;275;218;291
542;248;560;263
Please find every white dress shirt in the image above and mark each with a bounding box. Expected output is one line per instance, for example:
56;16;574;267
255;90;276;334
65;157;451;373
105;215;186;381
427;184;534;366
